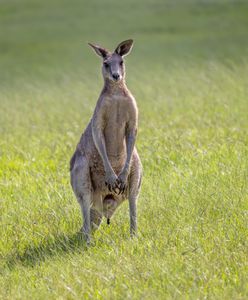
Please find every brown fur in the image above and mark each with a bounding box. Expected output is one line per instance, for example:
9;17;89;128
70;40;142;244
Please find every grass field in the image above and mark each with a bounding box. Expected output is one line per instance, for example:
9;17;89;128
0;0;248;299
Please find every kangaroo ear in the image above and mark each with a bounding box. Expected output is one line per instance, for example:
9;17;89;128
115;39;133;57
88;43;109;58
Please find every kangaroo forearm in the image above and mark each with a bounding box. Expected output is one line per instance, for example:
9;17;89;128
97;141;113;173
92;128;114;174
123;131;136;172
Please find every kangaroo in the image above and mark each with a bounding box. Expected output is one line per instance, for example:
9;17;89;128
70;39;142;244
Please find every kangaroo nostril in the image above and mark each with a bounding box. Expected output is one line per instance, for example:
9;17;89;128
113;73;120;80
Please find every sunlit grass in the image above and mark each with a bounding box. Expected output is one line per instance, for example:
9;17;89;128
0;0;248;299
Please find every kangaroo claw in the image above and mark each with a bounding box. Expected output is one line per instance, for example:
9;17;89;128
116;180;126;194
121;186;125;194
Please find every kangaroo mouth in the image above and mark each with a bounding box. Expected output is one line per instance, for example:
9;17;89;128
111;75;122;82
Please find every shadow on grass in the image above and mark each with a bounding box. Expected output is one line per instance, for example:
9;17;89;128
5;232;88;270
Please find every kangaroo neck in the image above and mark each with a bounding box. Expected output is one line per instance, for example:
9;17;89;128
103;78;128;95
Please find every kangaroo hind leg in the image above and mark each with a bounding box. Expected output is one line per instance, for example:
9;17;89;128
128;155;142;237
70;154;92;245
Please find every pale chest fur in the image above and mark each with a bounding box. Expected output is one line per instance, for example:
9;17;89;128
88;93;137;185
102;94;137;157
104;94;131;128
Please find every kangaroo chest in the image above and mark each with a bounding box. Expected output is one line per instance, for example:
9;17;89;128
103;95;130;158
105;95;129;126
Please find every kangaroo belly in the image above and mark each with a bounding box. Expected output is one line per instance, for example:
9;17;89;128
89;104;128;190
104;118;126;159
89;149;126;191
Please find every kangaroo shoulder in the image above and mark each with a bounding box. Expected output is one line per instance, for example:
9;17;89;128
126;93;138;117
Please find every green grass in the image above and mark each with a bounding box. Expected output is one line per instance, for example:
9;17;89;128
0;0;248;299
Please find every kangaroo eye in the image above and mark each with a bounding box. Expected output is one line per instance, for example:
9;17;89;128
104;62;109;68
120;61;123;66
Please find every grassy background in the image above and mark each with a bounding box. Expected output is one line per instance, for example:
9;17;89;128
0;0;248;299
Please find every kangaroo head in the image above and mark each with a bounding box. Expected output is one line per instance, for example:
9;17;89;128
88;39;133;82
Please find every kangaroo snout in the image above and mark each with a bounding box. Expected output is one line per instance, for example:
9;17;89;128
112;73;120;81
